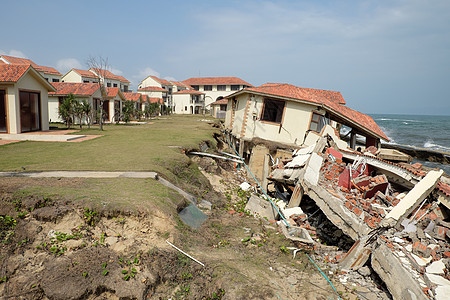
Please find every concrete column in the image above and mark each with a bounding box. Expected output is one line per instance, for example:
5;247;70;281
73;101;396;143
350;130;357;149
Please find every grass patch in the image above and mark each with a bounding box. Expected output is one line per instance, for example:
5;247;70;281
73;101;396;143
0;115;218;181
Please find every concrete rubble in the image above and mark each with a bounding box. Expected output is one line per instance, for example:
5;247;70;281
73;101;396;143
242;137;450;300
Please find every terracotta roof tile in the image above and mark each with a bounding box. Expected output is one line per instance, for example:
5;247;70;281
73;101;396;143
211;98;228;105
148;97;163;104
73;69;97;79
182;77;253;87
49;82;100;96
141;95;148;102
173;89;204;95
437;182;450;197
89;68;129;83
123;92;142;102
107;87;120;98
147;75;172;86
241;83;388;141
0;64;30;82
0;54;62;76
137;86;168;92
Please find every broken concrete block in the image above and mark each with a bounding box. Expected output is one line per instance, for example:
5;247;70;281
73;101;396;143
435;285;450;300
287;183;303;208
382;170;444;228
372;243;428;300
425;260;446;275
303;152;323;186
339;238;371;271
281;207;304;219
245;194;278;221
357;266;371;277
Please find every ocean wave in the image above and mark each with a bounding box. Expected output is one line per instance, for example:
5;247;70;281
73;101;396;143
375;118;423;123
423;140;450;153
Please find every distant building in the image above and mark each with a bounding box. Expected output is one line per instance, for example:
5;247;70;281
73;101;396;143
48;82;102;123
62;68;130;93
0;54;62;83
209;98;228;118
172;90;205;114
182;77;252;107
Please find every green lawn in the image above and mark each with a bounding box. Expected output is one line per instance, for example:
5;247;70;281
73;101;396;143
0;115;220;213
0;115;219;179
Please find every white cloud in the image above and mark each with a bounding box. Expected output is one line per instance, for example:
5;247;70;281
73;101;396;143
130;67;161;87
163;76;177;82
56;58;83;73
110;67;123;75
0;49;28;58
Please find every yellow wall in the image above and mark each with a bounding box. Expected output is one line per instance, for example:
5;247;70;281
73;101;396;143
227;93;322;146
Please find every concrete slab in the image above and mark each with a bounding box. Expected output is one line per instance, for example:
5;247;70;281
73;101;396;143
0;171;158;179
304;153;323;186
0;134;87;142
383;170;444;227
245;194;278;221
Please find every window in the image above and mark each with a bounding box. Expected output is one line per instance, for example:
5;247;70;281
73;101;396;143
203;85;212;91
185;106;187;111
309;112;329;133
113;83;117;87
83;80;89;83
52;78;60;82
192;85;199;91
124;85;129;92
107;83;111;87
217;85;226;91
231;85;240;91
261;98;285;123
45;78;49;81
220;104;227;111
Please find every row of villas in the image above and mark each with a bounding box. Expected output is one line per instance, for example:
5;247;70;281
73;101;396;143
0;54;387;154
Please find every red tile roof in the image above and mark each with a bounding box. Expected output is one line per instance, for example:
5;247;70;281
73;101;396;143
49;82;100;96
147;75;172;86
148;97;163;104
141;95;148;102
73;69;97;79
211;98;229;105
123;92;142;102
173;89;205;95
137;86;168;92
437;182;450;197
0;54;62;76
107;87;120;98
169;80;192;89
89;68;129;83
237;83;388;141
182;77;253;87
0;64;30;82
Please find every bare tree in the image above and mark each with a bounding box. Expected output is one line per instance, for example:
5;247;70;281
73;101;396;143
86;56;110;131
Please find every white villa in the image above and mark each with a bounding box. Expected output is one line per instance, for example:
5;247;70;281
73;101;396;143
0;54;62;83
182;77;252;107
172;89;205;114
62;68;130;93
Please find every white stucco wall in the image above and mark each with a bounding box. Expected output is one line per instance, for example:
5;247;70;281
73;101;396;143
173;94;191;114
3;72;51;133
138;77;161;89
61;70;83;83
228;93;326;146
197;85;244;107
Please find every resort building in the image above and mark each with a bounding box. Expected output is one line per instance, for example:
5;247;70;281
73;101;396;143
172;89;205;114
225;83;388;156
0;54;62;83
62;69;130;93
48;82;101;123
0;64;55;134
182;77;253;107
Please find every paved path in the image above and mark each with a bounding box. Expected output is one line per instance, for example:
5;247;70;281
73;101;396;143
0;171;158;178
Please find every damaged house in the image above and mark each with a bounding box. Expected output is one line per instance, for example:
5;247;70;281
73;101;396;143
224;83;389;156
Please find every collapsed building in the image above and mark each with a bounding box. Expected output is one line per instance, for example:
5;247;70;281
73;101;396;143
220;83;450;299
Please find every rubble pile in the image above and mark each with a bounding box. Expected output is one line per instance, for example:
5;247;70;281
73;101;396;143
264;138;450;299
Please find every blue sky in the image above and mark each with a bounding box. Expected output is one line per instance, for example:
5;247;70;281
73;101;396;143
1;0;449;115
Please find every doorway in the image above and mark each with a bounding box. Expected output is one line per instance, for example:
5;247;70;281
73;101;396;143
20;91;41;132
0;90;6;133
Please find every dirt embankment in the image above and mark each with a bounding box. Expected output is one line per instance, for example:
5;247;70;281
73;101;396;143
1;150;362;300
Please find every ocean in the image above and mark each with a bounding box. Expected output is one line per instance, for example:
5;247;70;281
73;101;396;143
370;114;450;175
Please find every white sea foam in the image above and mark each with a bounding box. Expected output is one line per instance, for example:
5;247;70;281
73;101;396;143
424;140;450;153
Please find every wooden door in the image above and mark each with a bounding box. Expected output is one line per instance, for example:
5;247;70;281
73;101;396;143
20;91;41;132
